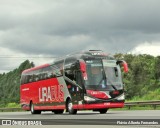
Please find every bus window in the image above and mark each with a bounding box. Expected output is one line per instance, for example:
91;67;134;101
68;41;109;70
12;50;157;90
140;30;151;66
32;70;37;82
54;60;64;75
51;65;62;77
23;74;28;84
28;75;32;83
64;57;77;81
21;75;25;85
75;70;83;88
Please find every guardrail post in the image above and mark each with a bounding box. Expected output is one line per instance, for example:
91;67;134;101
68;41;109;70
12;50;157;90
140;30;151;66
128;106;131;110
153;105;156;110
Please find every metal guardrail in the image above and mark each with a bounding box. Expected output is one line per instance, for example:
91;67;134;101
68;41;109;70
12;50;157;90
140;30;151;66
125;100;160;110
0;107;22;112
0;101;160;112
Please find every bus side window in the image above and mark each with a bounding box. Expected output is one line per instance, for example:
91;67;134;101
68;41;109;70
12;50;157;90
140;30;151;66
75;71;83;87
32;74;36;82
64;57;77;81
21;75;25;84
41;73;46;80
26;75;29;83
51;65;62;77
24;74;28;84
35;73;39;81
34;70;39;81
39;73;43;80
44;72;48;79
27;75;32;83
31;71;36;82
29;75;33;83
42;66;52;79
54;60;64;75
48;71;54;78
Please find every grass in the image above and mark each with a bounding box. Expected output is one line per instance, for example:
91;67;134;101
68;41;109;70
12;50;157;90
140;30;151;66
126;88;160;102
113;106;160;111
0;103;23;112
111;88;160;110
114;88;160;110
6;102;20;108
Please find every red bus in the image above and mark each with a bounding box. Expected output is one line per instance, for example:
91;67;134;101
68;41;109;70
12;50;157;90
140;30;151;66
20;50;128;114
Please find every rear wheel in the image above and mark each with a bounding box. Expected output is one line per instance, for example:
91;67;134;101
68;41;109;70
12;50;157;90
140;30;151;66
67;100;77;114
99;109;108;114
30;102;41;114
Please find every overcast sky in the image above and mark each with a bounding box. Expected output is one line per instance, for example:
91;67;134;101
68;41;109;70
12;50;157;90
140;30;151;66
0;0;160;73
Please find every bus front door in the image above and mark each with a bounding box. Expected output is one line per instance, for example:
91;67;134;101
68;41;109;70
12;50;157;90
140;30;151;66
75;71;84;109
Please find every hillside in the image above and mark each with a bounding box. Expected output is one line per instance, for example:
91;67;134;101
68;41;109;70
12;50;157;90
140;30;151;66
115;54;160;100
0;60;34;107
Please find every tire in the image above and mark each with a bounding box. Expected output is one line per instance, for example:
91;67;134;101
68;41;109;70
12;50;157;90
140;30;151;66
99;109;108;114
67;100;77;114
30;102;41;114
53;110;64;114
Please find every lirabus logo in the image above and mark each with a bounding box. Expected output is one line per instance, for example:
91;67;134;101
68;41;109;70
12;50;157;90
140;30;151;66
39;85;64;102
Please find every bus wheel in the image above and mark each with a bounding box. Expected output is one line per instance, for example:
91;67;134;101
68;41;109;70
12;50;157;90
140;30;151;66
53;110;64;114
30;102;41;114
99;109;108;114
67;100;77;114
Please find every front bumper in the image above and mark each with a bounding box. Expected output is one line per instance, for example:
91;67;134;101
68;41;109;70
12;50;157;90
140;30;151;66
73;102;124;110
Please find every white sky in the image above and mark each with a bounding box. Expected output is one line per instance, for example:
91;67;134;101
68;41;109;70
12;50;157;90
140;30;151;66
130;42;160;56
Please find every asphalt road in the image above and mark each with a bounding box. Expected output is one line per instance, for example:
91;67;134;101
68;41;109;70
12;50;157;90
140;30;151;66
0;110;160;119
0;110;160;127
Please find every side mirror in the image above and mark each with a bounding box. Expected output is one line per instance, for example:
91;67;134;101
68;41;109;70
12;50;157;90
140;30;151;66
123;61;128;73
117;60;128;73
79;60;86;73
79;59;88;80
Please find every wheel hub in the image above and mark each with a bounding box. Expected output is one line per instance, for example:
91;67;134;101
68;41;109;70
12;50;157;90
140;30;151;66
68;102;73;111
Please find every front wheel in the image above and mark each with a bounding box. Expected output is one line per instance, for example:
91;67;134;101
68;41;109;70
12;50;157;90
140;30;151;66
67;100;77;114
30;102;41;114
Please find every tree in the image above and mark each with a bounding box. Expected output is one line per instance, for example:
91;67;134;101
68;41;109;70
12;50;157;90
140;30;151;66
0;60;34;107
115;54;160;100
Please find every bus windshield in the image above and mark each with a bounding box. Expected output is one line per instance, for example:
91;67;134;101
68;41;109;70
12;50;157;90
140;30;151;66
85;59;123;90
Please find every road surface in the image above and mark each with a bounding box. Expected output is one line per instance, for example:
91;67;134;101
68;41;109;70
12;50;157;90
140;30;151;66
0;110;159;127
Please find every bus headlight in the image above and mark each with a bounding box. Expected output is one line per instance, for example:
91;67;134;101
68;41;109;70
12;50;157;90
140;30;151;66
84;96;96;102
117;93;125;100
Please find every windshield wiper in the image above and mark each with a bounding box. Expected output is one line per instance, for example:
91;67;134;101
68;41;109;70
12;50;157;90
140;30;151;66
110;84;117;91
97;77;105;89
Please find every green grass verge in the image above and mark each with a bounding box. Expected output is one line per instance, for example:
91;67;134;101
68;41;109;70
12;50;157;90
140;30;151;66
126;88;160;102
6;102;21;108
112;106;160;111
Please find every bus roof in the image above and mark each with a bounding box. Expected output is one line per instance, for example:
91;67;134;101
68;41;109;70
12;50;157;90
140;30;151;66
53;50;113;62
22;50;113;74
22;64;50;74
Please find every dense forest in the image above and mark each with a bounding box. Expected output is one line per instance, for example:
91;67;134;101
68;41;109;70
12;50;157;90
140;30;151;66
115;54;160;100
0;54;160;107
0;60;34;107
